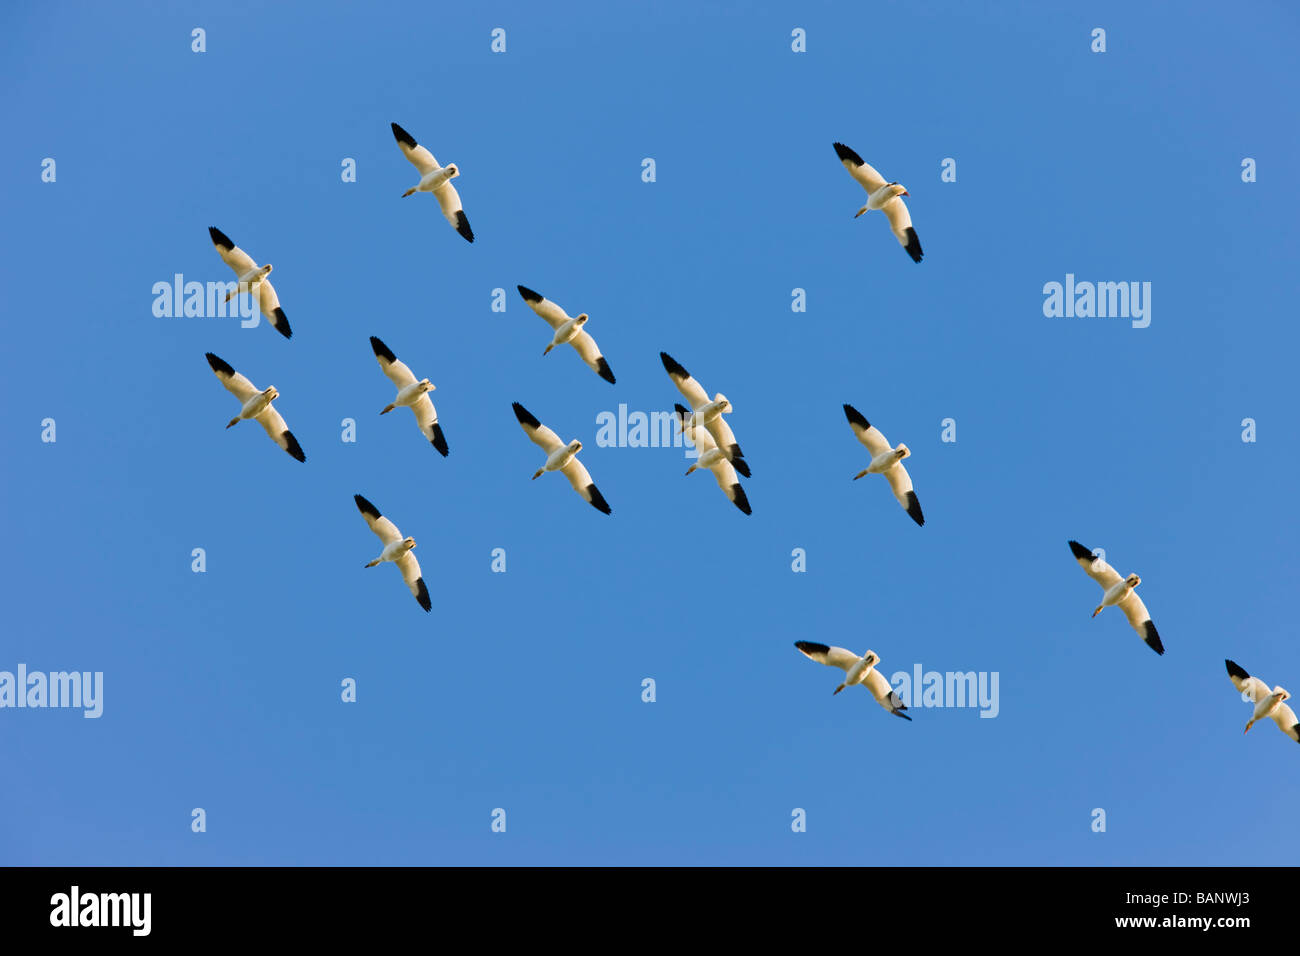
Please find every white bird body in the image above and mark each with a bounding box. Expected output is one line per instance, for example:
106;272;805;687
1068;540;1163;655
208;227;292;338
1226;660;1298;741
843;404;923;526
205;353;305;462
660;352;749;477
391;122;474;242
516;286;616;383
354;494;432;613
370;336;448;456
833;142;923;263
793;642;911;720
512;402;612;514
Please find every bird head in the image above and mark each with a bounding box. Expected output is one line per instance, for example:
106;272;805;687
404;536;417;551
575;314;589;325
261;264;273;276
419;379;435;393
445;163;459;179
887;181;909;198
1126;573;1141;588
861;651;880;668
894;443;911;460
264;386;279;401
569;439;583;454
713;393;732;414
1274;687;1290;702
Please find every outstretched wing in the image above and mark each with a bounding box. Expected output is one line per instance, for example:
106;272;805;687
1226;660;1272;703
410;394;447;456
1068;541;1124;590
209;226;258;276
1118;592;1163;655
434;182;473;242
571;330;615;384
833;142;887;195
843;403;891;457
793;641;861;672
354;494;402;545
882;198;923;262
517;285;570;329
512;402;563;453
205;352;258;403
370;336;418;388
884;464;923;527
660;352;710;409
391;122;439;175
395;551;432;612
1271;702;1300;742
559;456;611;514
253;405;305;462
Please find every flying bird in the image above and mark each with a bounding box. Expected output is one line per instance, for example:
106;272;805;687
353;495;431;612
370;336;448;456
674;404;751;515
832;142;923;263
208;227;292;338
205;352;305;462
516;285;615;383
1226;660;1299;743
843;404;922;526
660;352;749;477
793;642;911;720
512;403;611;514
1068;541;1164;655
391;122;473;242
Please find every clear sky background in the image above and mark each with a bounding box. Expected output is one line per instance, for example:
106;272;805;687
2;1;1298;865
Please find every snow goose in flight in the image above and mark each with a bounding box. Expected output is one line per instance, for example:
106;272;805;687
370;336;448;456
353;495;431;613
208;227;292;338
1226;660;1299;743
391;122;474;243
843;404;922;526
516;285;615;384
205;352;305;462
1068;541;1164;655
674;405;751;515
512;402;610;515
793;642;910;720
659;352;749;477
832;143;922;263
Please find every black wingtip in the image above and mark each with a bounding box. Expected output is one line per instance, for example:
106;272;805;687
730;483;752;515
271;307;291;339
832;142;864;166
1226;659;1249;681
282;431;306;463
843;403;870;430
1068;540;1094;561
795;640;831;655
905;491;924;527
673;403;691;418
354;494;381;519
517;284;543;304
455;210;474;243
205;352;235;377
415;577;432;613
596;357;616;384
659;351;689;379
892;708;913;721
587;484;612;515
732;456;751;479
1144;621;1165;656
208;226;234;249
369;335;397;363
512;402;541;430
904;227;923;263
430;422;449;457
391;122;416;148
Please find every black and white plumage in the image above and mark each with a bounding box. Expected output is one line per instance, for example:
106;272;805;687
659;352;749;477
354;494;432;613
843;404;922;526
832;143;923;263
370;336;448;456
1226;659;1299;743
674;404;751;515
516;285;615;384
208;227;292;338
512;402;611;515
205;353;305;462
793;641;911;720
391;122;473;242
1068;540;1164;655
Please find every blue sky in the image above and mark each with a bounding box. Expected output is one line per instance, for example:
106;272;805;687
2;0;1298;865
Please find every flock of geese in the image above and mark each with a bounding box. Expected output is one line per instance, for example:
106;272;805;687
199;125;1296;753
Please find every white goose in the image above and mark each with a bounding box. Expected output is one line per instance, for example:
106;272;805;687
832;143;923;263
370;336;448;456
674;404;751;515
1068;541;1164;655
391;122;473;243
512;402;611;514
1226;659;1299;743
516;285;615;383
659;352;749;477
843;404;922;526
794;641;911;720
205;353;305;462
208;227;292;338
353;495;431;612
